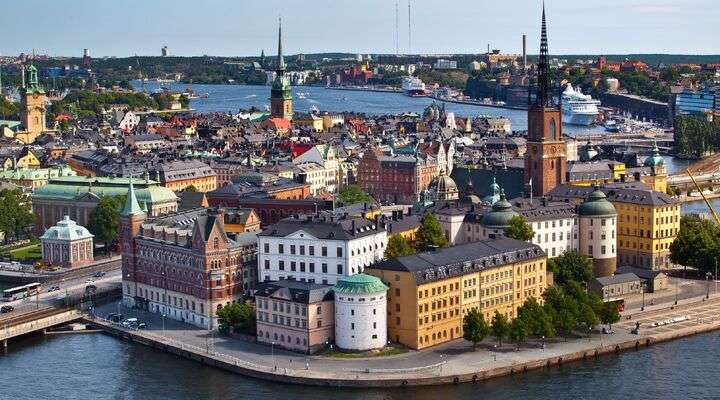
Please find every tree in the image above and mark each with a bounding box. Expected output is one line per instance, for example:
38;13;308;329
337;185;374;206
548;250;594;286
670;215;720;274
184;185;198;192
577;303;600;336
384;234;416;259
490;311;510;347
517;297;555;338
504;215;535;242
216;302;256;335
509;317;530;349
0;189;34;243
87;195;124;249
463;308;490;350
415;214;449;251
598;302;621;331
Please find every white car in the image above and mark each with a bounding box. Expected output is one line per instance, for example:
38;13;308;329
85;279;95;284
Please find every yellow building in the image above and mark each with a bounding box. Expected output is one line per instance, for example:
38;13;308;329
549;182;680;270
367;238;547;349
294;113;324;132
222;208;261;234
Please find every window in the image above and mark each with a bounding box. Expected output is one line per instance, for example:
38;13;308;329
300;246;305;255
321;247;327;256
264;259;270;270
279;260;285;271
291;261;296;271
300;262;306;272
278;244;284;254
322;263;328;273
317;306;322;314
263;243;269;253
337;248;343;257
309;263;315;273
309;246;315;256
337;264;343;274
290;245;296;255
351;323;355;330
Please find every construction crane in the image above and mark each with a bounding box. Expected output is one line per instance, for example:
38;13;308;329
686;168;720;225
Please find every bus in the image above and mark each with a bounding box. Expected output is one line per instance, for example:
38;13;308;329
2;282;41;302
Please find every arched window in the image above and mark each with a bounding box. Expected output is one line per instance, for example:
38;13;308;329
548;118;557;139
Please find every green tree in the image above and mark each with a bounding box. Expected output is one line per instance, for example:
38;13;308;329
577;303;600;336
490;311;510;347
548;250;594;286
598;302;621;331
0;189;34;242
505;215;535;242
337;185;374;206
184;185;198;192
517;297;555;338
463;308;490;350
509;316;530;348
216;302;256;335
670;215;720;274
87;195;124;249
415;214;449;251
384;234;416;259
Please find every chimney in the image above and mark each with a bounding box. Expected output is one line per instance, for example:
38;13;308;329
351;219;356;233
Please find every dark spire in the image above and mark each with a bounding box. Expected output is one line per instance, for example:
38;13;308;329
277;17;285;72
536;2;551;107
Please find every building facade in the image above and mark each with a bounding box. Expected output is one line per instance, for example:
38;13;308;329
357;149;437;205
40;216;94;268
257;214;388;285
255;279;334;354
367;238;547;350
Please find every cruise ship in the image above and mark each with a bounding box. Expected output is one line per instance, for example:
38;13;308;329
561;84;601;126
401;76;428;97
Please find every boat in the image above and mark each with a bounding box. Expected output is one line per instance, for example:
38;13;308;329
401;76;428;97
297;92;307;99
604;120;621;133
561;84;601;126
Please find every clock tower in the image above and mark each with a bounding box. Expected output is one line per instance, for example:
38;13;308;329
524;4;566;196
18;64;47;144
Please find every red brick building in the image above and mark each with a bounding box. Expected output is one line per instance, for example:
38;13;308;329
121;180;252;329
357;149;437;204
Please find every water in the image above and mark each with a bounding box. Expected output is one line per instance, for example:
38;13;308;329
1;331;718;399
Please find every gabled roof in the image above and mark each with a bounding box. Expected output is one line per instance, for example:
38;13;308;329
254;279;334;304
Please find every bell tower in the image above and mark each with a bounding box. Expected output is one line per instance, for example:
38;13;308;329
18;64;47;144
524;4;566;196
270;18;293;120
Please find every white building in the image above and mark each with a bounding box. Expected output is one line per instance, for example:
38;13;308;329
333;274;389;351
578;189;617;277
257;214;388;285
433;59;458;70
119;111;140;133
293;144;340;193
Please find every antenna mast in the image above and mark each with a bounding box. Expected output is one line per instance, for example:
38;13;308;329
395;0;399;56
408;0;412;54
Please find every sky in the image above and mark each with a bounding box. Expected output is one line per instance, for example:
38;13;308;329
1;0;719;58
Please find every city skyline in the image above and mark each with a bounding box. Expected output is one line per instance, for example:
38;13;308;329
1;0;719;57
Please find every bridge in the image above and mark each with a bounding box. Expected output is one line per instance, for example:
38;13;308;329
0;307;82;348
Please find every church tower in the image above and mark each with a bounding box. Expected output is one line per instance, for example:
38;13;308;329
270;18;293;120
18;64;47;144
524;4;566;196
120;177;147;308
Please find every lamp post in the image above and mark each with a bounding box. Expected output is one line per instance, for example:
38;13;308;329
706;272;712;299
641;282;646;311
162;314;166;332
674;281;678;306
271;341;276;370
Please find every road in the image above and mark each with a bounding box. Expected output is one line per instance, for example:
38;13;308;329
0;270;121;318
624;277;719;310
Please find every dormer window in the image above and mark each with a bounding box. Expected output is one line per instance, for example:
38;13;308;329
213;237;219;249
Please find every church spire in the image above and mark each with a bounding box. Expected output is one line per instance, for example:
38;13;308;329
277;17;285;72
536;2;551;108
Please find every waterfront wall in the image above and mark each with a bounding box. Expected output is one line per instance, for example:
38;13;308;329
89;310;720;388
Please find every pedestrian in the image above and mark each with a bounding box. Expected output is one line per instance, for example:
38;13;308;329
305;362;309;370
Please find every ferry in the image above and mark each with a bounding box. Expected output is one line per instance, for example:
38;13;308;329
562;84;601;126
401;76;428;97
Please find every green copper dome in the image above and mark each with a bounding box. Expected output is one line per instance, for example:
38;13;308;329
579;141;599;162
333;273;389;295
643;142;665;167
481;189;519;228
578;189;616;216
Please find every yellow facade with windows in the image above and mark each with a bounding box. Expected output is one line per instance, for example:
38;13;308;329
367;239;547;350
615;201;680;270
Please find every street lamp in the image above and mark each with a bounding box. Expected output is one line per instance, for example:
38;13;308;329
271;341;276;370
162;314;166;332
706;272;712;299
674;282;678;306
641;282;646;311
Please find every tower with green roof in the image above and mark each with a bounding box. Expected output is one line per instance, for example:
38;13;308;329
18;64;47;144
120;176;147;307
333;273;389;351
270;18;293;120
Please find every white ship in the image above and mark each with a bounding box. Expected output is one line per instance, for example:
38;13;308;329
562;84;600;126
401;76;427;97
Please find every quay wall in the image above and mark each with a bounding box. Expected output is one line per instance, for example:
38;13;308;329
597;93;670;125
89;314;720;388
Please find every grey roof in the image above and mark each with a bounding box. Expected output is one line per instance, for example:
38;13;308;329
616;266;666;280
509;197;576;222
259;214;384;240
594;273;641;286
370;237;544;285
254;279;334;304
548;183;677;206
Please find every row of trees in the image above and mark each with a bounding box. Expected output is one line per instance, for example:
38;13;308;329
0;189;34;244
673;116;720;159
216;302;256;335
384;214;449;258
463;251;620;350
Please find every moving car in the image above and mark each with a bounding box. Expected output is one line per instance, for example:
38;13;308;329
1;305;15;313
94;271;106;278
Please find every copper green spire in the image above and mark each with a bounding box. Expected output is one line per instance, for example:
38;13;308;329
277;17;285;72
121;176;144;216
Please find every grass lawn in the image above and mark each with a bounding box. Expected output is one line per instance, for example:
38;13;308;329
324;346;407;359
6;243;42;261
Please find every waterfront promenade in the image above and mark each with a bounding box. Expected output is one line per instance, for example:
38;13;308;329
88;293;720;387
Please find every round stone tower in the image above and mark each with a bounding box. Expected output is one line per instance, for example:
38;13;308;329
333;273;389;351
578;188;617;277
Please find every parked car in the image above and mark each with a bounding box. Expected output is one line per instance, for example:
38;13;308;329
121;318;138;328
107;313;124;323
94;271;106;278
137;322;148;329
1;305;15;313
46;285;60;292
85;279;95;284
